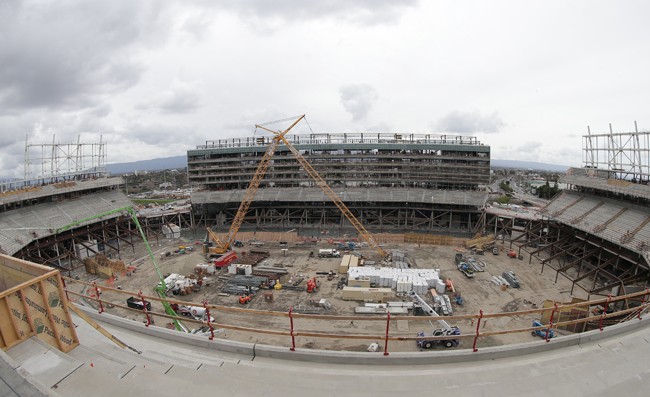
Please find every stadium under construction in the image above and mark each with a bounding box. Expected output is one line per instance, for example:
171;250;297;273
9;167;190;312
2;122;650;395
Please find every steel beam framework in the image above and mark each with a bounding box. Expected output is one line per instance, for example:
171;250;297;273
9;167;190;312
477;211;650;298
15;211;194;272
194;201;481;235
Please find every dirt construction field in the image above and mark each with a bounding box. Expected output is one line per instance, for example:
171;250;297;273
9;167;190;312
66;236;585;353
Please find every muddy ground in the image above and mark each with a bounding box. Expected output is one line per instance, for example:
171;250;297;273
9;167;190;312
67;236;585;353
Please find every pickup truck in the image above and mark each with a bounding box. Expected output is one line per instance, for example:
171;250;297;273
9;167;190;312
126;296;151;311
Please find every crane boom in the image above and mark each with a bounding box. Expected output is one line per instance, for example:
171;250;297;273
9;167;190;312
255;124;387;258
207;115;305;253
409;290;451;331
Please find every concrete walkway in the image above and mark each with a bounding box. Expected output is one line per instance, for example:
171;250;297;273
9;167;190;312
3;308;650;396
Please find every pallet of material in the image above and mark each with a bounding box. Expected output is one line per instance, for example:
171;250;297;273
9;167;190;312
464;234;495;249
235;251;270;265
354;306;409;314
342;287;394;303
387;301;414;308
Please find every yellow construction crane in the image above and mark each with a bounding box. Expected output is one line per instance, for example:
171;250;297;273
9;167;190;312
206;115;306;255
255;116;388;258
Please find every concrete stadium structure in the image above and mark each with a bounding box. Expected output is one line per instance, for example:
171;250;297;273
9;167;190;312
3;128;650;395
188;133;491;234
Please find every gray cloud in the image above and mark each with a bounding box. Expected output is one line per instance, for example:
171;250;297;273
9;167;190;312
214;0;418;27
125;122;200;147
158;83;202;114
340;84;378;123
436;110;505;134
516;141;543;154
0;1;171;114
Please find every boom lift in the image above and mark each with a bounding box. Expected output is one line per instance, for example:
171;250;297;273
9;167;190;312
205;116;307;255
57;207;188;332
255;116;388;258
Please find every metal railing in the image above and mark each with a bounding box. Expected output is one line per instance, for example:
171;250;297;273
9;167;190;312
62;276;650;355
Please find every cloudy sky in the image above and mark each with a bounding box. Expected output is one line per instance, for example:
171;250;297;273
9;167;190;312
1;0;649;178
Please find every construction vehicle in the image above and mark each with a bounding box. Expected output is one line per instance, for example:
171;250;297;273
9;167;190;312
239;294;252;304
409;290;461;349
457;262;475;278
126;296;151;311
531;319;555;338
56;206;188;332
318;248;341;258
417;326;461;349
306;277;319;293
507;249;523;259
255;116;388;258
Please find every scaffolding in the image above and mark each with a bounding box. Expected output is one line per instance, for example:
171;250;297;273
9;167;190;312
583;122;650;183
24;134;107;181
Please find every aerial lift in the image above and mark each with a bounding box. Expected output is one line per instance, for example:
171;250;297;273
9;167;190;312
255;116;388;258
205;116;307;255
409;290;460;349
57;206;188;332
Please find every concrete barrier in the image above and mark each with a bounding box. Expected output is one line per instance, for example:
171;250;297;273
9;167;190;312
75;304;256;359
76;305;650;365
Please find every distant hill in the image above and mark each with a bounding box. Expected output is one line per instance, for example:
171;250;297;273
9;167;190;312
491;159;569;172
106;156;186;175
105;156;569;175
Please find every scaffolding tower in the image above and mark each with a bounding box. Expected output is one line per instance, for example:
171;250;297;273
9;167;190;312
583;122;650;183
24;134;107;181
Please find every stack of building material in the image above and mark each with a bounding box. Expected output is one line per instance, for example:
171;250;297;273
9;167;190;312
222;275;266;295
228;263;252;275
194;263;215;275
466;258;485;272
440;294;453;315
342;287;394;303
491;275;510;287
347;266;441;294
252;266;288;280
162;224;181;239
339;255;352;274
355;302;409;314
347;277;371;288
234;250;270;265
465;234;495;250
83;254;126;278
502;271;520;288
392;249;409;269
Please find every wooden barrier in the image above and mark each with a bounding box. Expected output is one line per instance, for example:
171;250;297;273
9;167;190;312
0;254;79;352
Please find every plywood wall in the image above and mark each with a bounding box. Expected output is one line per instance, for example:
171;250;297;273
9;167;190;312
0;254;79;352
